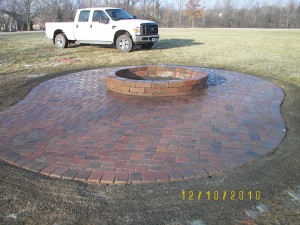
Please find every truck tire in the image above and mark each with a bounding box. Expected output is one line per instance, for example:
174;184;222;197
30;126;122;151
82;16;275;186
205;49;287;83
55;33;68;49
116;35;133;52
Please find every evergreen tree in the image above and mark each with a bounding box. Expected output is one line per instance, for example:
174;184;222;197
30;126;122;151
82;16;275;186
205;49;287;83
55;7;63;22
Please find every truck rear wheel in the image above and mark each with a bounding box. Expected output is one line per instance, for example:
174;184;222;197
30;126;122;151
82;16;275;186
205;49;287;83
55;33;68;49
116;35;133;52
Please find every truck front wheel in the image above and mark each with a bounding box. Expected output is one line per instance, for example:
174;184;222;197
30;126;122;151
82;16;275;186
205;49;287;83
55;33;68;49
116;35;133;52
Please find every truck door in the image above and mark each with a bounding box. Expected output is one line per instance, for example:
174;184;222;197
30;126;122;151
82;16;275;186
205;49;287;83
90;10;113;43
74;10;91;41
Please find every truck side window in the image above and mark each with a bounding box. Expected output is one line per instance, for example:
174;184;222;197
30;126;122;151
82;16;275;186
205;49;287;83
92;10;108;22
78;10;90;22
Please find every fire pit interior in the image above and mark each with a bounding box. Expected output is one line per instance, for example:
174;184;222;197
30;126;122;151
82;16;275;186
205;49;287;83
105;65;208;96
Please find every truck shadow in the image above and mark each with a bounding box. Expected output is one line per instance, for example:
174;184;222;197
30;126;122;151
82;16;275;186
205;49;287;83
154;39;204;50
67;39;203;51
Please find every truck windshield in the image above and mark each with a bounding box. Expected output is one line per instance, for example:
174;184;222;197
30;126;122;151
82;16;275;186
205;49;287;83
105;9;134;20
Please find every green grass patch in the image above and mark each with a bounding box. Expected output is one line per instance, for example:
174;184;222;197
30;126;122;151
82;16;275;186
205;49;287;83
0;29;299;110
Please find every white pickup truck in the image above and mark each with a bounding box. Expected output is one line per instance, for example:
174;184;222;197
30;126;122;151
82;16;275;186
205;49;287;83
45;7;159;52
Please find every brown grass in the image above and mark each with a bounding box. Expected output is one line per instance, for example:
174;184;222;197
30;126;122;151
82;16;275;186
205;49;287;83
0;29;299;111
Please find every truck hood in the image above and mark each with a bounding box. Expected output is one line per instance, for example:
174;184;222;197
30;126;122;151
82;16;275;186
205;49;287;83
115;19;157;26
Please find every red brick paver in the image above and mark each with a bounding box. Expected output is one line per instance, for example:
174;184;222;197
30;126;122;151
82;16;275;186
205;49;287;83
0;66;286;184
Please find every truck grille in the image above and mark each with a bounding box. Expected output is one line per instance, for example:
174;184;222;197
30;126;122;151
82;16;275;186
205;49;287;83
141;23;158;35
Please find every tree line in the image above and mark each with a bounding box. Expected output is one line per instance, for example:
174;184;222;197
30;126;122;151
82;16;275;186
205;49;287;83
0;0;300;31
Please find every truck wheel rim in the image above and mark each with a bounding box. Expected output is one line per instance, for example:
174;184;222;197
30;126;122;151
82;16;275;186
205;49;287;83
56;36;63;47
119;39;129;50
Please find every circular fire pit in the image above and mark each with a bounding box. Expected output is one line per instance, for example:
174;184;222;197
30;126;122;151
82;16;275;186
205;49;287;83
105;65;208;96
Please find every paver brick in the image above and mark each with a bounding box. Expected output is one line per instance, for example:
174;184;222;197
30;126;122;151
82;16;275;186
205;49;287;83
135;81;152;88
203;165;220;176
29;161;50;173
180;169;195;179
142;171;156;182
0;66;286;184
87;171;103;182
115;172;129;184
129;172;142;183
168;170;183;181
74;170;92;181
40;164;60;176
152;81;169;88
168;81;185;88
129;87;145;94
192;167;207;177
51;167;69;178
155;171;170;181
144;87;162;94
101;172;116;184
62;169;79;179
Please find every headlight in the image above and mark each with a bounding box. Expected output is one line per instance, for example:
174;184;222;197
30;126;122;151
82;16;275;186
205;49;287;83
133;27;140;35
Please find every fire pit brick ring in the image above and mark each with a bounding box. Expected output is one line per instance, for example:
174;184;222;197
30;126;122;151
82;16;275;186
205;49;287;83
105;65;209;96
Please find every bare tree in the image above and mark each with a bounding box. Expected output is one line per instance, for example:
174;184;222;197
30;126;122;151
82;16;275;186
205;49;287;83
176;0;186;23
184;0;204;27
13;0;40;30
35;0;47;29
2;0;300;31
61;0;77;21
161;1;177;27
137;0;153;19
286;0;295;28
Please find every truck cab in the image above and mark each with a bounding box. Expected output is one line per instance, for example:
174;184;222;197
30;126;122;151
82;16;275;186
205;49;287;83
45;8;159;52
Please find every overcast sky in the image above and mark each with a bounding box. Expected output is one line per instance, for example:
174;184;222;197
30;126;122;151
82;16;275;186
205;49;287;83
173;0;300;9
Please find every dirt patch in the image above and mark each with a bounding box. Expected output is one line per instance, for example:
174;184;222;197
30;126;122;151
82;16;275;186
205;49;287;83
57;58;80;63
25;74;47;78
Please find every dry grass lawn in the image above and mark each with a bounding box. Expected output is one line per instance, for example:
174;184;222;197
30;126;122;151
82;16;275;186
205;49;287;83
0;28;300;224
0;29;299;111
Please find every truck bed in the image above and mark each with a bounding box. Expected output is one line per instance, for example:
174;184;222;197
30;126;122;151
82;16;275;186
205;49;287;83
45;22;75;41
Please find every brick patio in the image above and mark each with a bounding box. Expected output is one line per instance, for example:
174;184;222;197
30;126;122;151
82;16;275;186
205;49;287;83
0;66;286;184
